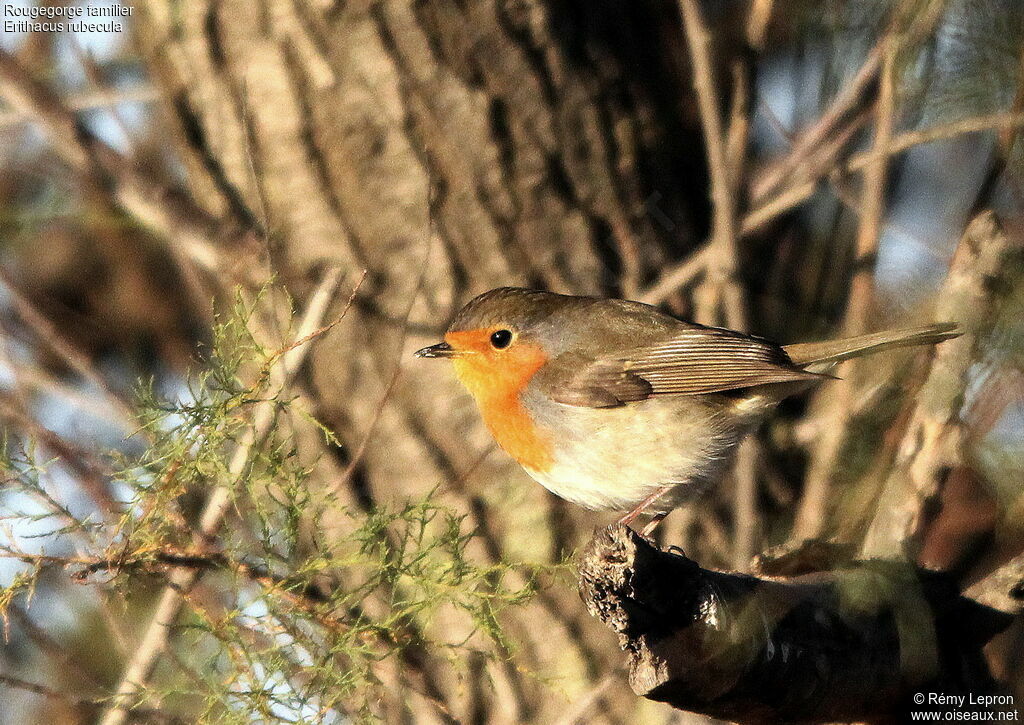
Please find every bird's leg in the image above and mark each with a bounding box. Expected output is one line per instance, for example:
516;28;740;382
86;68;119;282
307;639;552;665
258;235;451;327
617;485;674;529
640;512;668;537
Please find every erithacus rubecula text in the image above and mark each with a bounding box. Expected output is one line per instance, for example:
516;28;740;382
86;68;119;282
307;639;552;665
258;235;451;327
415;288;958;531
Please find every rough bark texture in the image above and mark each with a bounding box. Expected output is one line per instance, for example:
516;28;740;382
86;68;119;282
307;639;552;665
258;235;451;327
135;1;710;720
578;525;1012;724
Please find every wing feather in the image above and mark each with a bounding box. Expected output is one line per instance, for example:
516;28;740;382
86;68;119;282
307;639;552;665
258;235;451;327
546;327;825;408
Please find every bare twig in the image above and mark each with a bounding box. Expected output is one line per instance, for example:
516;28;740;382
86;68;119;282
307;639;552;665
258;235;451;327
846;111;1024;174
750;0;946;211
751;45;883;202
740;179;818;233
731;440;758;571
0;266;138;427
742;108;873;234
0;84;158;128
793;38;898;541
68;39;140;154
859;33;923;332
0;354;130;427
98;268;355;725
678;0;747;330
678;0;759;567
636;244;710;305
724;34;762;573
742;111;1024;237
0;392;119;515
641;108;1024;305
0;674;184;723
608;212;644;300
725;61;751;195
746;0;775;50
0;673;91;705
0;48;247;278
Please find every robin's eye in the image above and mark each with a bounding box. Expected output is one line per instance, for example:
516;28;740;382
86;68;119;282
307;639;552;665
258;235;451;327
490;329;513;349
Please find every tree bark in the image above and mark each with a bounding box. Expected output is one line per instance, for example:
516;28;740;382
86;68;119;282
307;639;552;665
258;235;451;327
578;525;1013;724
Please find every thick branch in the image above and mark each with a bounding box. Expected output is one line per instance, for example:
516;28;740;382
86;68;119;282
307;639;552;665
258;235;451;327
862;211;1023;557
579;525;1010;724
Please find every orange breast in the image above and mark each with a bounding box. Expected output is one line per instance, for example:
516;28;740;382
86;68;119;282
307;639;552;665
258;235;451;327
476;392;553;472
446;330;554;472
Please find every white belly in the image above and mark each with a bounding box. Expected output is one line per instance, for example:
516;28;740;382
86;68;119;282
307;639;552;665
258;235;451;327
521;395;739;512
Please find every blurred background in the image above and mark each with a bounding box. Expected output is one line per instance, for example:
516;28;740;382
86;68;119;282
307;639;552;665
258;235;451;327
0;0;1022;722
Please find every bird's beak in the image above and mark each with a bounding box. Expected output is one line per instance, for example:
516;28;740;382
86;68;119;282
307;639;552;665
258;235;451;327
414;342;457;359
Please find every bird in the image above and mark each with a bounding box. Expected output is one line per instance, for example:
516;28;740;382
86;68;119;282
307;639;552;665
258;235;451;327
415;287;959;533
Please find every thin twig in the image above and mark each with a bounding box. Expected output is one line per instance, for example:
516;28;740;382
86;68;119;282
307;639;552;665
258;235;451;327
636;244;710;305
0;674;184;723
731;439;759;571
790;38;897;536
0;673;91;704
743;110;1024;237
849;35;897;337
751;45;883;202
678;0;747;330
748;1;946;217
793;37;898;541
742;108;872;233
269;269;368;362
68;39;140;154
329;188;430;496
679;0;758;567
2;547;333;611
0;48;241;278
639;108;1024;305
98;268;355;725
845;110;1024;173
0;266;138;427
723;39;761;571
0;355;131;428
0;396;120;515
746;0;775;49
0;84;158;128
726;61;751;196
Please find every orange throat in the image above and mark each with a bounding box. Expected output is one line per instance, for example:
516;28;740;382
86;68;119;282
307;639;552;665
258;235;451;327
446;330;553;472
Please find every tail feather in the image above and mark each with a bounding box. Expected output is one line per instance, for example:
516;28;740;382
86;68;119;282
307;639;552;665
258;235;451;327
783;323;960;368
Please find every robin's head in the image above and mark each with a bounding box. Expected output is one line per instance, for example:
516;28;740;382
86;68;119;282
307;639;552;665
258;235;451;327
414;287;568;402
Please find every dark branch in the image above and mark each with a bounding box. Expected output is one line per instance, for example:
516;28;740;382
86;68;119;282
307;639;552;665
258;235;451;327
578;525;1012;724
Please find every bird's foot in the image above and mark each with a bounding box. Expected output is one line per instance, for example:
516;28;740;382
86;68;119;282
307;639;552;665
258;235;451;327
640;512;667;537
615;485;674;535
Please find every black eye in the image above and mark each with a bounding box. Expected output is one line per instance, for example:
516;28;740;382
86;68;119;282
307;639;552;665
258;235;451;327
490;329;513;349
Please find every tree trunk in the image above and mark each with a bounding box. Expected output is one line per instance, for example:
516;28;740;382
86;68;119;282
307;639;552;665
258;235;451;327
136;1;709;720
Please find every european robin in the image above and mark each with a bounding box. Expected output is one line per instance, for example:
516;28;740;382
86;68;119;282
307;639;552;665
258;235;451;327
415;287;958;532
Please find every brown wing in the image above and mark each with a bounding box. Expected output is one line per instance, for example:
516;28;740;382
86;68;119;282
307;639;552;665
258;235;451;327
545;327;827;408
